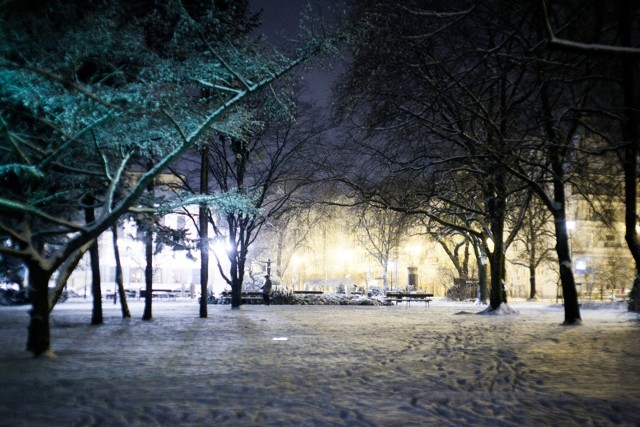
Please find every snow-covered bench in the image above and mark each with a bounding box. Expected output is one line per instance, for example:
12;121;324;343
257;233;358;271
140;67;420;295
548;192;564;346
385;292;433;306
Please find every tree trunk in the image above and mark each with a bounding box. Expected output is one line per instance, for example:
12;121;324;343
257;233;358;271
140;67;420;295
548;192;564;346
142;226;153;321
199;144;209;318
142;161;154;321
478;259;488;304
49;247;86;311
111;225;131;318
528;265;537;299
550;171;581;324
555;218;581;323
230;276;242;308
382;259;389;289
230;254;242;309
488;245;506;309
26;261;54;356
228;223;243;309
528;229;537;299
550;159;581;323
540;81;581;324
85;206;103;325
199;208;210;317
89;238;102;325
487;174;508;310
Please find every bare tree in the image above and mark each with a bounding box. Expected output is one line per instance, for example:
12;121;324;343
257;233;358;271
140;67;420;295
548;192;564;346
168;95;326;308
541;0;640;312
261;204;328;283
335;0;537;311
353;204;413;289
508;196;556;300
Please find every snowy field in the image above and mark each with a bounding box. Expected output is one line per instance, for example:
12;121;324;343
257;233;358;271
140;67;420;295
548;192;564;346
0;299;639;426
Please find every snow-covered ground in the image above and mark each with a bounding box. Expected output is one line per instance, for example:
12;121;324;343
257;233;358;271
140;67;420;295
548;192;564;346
0;299;638;426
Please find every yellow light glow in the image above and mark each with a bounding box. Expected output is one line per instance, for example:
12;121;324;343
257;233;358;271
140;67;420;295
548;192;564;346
486;237;494;253
405;244;422;256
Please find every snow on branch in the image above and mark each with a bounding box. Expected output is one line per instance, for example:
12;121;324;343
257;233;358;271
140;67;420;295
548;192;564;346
0;114;29;164
157;191;263;218
547;37;640;58
0;197;87;232
0;164;43;181
193;78;242;96
399;4;476;18
541;0;640;59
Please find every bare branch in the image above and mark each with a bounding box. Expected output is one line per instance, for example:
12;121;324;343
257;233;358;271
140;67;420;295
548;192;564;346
541;0;640;58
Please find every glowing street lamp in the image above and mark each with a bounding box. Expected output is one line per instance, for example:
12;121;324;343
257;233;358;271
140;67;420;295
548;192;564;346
405;244;422;264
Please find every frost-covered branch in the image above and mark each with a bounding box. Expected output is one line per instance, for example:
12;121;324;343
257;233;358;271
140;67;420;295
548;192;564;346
15;63;123;110
0;198;87;232
541;0;640;58
194;79;242;96
201;38;254;92
0;114;29;164
399;4;476;18
102;152;132;216
39;109;117;169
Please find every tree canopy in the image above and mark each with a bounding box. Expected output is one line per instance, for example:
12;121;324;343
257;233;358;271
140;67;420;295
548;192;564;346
0;0;324;355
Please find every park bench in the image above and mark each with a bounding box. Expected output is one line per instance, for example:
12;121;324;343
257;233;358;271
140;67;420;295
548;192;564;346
293;290;324;295
139;289;178;300
385;291;433;306
104;289;137;300
216;291;265;304
241;291;264;304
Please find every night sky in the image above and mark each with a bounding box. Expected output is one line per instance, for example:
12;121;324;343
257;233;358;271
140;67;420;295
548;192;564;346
251;0;342;107
251;0;304;42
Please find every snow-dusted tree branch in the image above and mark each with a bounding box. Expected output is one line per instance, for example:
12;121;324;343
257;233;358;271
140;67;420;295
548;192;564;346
0;1;326;355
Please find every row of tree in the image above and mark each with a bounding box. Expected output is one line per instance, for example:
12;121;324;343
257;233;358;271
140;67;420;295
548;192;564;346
328;0;640;325
0;0;333;356
1;0;639;357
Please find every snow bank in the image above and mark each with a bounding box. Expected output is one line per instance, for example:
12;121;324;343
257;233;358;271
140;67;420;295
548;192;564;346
0;300;638;426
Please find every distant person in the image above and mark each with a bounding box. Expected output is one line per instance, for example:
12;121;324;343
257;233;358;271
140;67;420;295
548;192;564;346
261;275;272;306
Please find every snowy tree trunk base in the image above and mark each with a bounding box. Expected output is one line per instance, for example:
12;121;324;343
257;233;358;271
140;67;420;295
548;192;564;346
477;303;519;315
628;275;640;312
26;265;53;356
27;312;51;357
